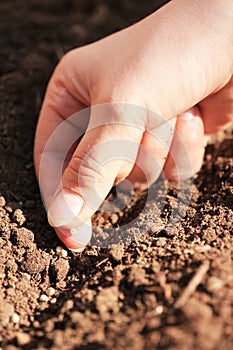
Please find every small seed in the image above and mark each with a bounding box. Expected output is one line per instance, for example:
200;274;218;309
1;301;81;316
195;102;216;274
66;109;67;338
40;294;49;302
50;298;57;304
12;313;20;324
46;287;56;297
155;305;163;314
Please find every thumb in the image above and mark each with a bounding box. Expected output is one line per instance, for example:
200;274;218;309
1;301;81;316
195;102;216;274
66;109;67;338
47;104;144;234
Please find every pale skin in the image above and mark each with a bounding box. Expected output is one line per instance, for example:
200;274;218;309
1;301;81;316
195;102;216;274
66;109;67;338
34;0;233;251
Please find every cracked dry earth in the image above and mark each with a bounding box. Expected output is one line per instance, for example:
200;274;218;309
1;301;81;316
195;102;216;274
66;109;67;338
0;1;232;349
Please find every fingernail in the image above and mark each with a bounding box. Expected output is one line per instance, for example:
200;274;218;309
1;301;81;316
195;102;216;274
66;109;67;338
57;223;92;250
69;247;85;253
70;224;92;247
48;190;83;227
179;107;197;120
55;227;87;252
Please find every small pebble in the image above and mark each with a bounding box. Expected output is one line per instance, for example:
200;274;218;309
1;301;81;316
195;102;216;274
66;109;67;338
16;332;31;346
56;246;68;258
207;276;224;292
46;287;56;297
110;213;118;224
0;196;6;207
40;294;49;302
33;321;40;328
50;298;57;304
0;303;14;327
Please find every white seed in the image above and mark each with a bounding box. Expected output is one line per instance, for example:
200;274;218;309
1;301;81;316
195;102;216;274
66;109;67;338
61;250;68;258
40;294;49;302
12;312;20;323
56;246;68;258
46;287;56;297
155;305;163;314
50;298;57;304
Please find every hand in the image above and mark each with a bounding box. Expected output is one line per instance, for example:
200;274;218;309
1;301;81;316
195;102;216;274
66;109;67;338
34;0;233;251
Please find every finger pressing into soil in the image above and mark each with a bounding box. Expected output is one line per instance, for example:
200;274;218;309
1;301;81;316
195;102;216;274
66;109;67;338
119;118;176;190
199;76;233;134
54;219;92;252
163;106;205;181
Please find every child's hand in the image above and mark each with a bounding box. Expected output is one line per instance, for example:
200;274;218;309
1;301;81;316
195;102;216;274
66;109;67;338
34;0;233;251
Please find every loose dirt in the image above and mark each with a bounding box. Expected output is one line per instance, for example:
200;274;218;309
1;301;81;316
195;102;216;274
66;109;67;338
0;1;232;349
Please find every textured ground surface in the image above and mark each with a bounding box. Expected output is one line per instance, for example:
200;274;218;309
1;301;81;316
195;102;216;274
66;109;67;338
0;1;232;349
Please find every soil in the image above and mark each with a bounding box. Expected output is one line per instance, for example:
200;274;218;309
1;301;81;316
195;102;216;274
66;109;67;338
0;1;232;349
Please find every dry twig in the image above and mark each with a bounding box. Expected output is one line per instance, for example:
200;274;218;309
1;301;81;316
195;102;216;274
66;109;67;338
174;260;210;308
96;258;109;268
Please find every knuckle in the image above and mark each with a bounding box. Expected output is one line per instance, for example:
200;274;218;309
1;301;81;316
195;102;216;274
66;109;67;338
68;153;107;186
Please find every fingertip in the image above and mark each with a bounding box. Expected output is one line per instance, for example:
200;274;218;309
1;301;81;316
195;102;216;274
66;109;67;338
178;106;203;125
55;219;92;252
164;107;205;181
55;228;85;252
69;247;85;253
48;190;84;228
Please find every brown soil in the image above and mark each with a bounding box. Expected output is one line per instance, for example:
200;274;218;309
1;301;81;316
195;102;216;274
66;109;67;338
0;1;232;349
